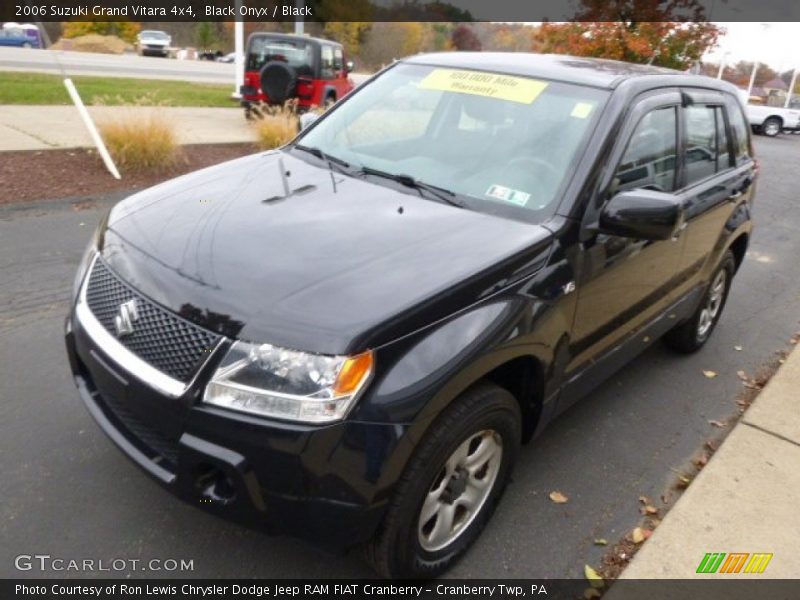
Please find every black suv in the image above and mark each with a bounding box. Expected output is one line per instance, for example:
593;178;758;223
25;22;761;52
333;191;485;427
65;53;755;578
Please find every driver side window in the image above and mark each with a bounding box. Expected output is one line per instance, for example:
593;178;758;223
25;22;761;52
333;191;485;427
613;106;678;194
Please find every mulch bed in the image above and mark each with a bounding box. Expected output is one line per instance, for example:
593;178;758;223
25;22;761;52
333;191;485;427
0;143;260;205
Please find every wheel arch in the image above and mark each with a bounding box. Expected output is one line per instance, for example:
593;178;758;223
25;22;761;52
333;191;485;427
728;232;749;273
322;84;337;103
482;355;545;443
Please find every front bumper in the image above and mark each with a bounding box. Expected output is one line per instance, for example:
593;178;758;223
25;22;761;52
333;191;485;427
65;307;398;550
141;45;169;55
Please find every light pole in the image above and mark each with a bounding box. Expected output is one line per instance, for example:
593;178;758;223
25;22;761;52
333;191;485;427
746;24;771;100
717;51;731;79
295;0;304;35
745;60;759;99
232;0;243;99
786;67;798;108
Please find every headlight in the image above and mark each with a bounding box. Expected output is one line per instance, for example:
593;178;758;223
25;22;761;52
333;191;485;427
203;341;374;423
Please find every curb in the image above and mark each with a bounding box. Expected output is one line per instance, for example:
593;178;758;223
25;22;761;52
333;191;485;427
605;344;800;587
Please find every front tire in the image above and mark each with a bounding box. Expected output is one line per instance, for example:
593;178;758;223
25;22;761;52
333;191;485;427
363;383;521;578
663;250;735;354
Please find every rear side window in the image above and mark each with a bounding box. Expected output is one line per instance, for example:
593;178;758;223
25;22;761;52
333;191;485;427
684;104;734;186
614;106;678;193
726;100;752;165
684;105;717;184
333;47;343;71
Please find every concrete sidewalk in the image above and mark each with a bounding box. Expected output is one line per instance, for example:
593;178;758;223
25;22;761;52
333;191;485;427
608;344;800;587
0;105;256;151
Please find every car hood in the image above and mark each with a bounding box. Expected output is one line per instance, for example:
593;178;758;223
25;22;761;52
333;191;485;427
99;151;552;355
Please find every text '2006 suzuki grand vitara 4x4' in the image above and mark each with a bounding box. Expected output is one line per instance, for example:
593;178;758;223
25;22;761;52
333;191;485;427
66;53;755;578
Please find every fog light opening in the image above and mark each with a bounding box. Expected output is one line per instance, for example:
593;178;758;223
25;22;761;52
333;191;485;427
195;463;237;505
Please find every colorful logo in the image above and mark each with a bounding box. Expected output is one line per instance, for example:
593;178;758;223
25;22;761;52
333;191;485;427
696;552;773;574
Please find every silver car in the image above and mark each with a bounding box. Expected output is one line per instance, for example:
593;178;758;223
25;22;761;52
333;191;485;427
137;30;171;57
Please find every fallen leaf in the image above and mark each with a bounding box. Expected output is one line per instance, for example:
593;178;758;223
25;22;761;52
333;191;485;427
644;505;659;515
709;420;726;428
676;474;692;489
643;529;654;540
736;370;749;381
702;370;718;378
734;345;743;351
705;441;717;452
594;538;608;546
631;527;645;544
661;494;671;504
583;588;601;600
549;491;569;504
642;336;650;342
638;496;649;505
584;564;604;589
693;455;708;468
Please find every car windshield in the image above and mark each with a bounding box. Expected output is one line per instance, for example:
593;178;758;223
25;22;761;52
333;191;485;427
297;63;608;221
140;31;168;39
247;38;313;72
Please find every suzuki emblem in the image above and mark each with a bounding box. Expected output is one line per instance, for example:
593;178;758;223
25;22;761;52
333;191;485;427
114;299;139;337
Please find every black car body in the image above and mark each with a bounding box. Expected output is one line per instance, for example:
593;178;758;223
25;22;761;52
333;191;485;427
66;53;755;577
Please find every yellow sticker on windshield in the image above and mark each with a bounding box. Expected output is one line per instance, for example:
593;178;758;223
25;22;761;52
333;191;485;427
571;102;594;119
419;68;548;104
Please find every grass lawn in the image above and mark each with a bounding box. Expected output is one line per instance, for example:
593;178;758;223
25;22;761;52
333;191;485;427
0;71;237;107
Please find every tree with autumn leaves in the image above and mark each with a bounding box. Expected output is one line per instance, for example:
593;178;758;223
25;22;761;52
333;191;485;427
536;0;721;70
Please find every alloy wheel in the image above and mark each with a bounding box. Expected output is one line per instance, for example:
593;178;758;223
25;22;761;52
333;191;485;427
764;121;780;136
417;429;503;552
697;269;727;340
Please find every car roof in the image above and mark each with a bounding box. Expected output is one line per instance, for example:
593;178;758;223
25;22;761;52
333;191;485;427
405;52;738;94
248;32;341;47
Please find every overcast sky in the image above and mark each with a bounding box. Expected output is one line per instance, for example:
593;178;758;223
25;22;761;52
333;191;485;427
704;23;800;71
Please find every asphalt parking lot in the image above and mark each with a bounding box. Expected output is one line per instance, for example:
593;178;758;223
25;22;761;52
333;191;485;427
1;135;799;579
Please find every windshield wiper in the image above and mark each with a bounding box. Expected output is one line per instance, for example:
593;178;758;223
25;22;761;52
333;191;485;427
359;166;465;208
293;144;351;173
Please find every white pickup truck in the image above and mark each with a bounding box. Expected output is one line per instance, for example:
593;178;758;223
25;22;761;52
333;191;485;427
746;104;800;137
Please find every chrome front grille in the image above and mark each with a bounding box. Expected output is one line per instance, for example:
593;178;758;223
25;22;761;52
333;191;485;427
84;259;220;383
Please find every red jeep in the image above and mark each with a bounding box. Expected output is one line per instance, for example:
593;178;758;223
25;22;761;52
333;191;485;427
240;33;355;118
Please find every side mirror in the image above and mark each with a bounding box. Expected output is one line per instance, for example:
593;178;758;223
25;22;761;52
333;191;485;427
598;189;684;241
299;112;319;131
345;60;354;73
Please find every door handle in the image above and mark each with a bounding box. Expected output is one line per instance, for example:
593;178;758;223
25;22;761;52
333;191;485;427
728;190;743;203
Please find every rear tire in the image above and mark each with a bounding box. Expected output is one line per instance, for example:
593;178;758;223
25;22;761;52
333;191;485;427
663;251;735;354
362;382;521;578
762;117;782;137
